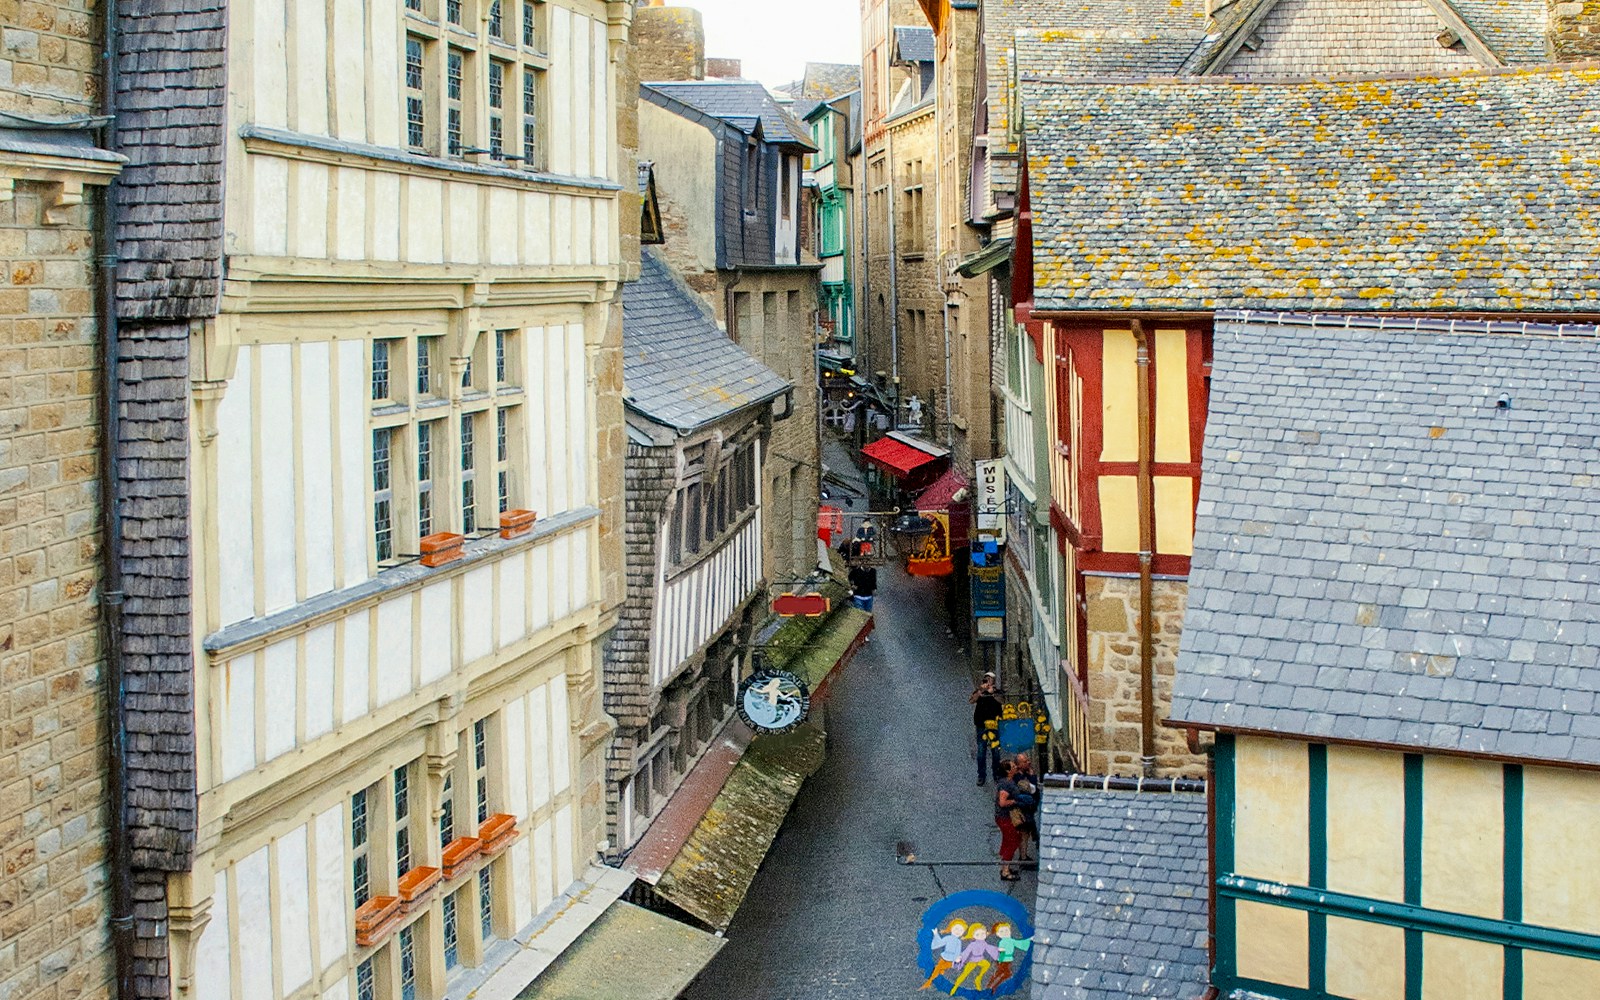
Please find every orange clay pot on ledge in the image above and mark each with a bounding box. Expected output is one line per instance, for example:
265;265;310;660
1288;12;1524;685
397;866;442;912
354;896;401;946
419;532;465;568
499;509;538;540
478;813;517;854
441;837;482;879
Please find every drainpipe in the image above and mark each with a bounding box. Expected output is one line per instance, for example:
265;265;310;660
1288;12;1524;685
98;1;137;995
940;290;953;449
1133;320;1156;777
885;122;899;420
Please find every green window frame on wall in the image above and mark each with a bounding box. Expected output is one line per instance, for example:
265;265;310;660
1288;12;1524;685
819;197;845;258
1212;734;1600;1000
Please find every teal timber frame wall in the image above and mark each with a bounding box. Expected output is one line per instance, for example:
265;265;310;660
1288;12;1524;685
1211;734;1600;999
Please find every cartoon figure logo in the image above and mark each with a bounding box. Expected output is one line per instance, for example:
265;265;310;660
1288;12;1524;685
737;669;810;733
916;890;1034;996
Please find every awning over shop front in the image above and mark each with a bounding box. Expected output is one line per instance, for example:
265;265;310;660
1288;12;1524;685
861;432;945;479
917;467;971;549
514;900;724;1000
652;722;828;930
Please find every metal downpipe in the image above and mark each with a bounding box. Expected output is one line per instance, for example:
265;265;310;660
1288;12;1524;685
1133;320;1156;777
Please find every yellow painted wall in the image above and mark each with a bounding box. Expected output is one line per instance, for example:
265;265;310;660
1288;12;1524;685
1326;918;1405;1000
1236;900;1309;989
1524;952;1600;1000
1153;476;1193;556
1100;329;1136;462
1421;756;1502;919
1098;476;1138;552
1326;746;1405;902
1152;327;1190;463
1523;765;1600;935
1422;934;1502;1000
1235;736;1310;884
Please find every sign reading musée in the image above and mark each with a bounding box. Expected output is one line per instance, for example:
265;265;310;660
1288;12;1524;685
972;460;1007;641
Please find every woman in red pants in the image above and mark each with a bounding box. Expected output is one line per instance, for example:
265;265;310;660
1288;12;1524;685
993;760;1022;881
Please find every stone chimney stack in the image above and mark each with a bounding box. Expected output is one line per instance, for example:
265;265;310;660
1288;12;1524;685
705;58;743;78
634;5;706;81
1549;0;1600;61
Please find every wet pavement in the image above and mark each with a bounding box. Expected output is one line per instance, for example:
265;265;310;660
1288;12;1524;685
683;434;1038;1000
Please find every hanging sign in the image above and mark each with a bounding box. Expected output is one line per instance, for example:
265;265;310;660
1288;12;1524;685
737;669;811;734
971;564;1005;618
916;890;1035;997
906;511;953;577
975;459;1006;541
772;593;831;617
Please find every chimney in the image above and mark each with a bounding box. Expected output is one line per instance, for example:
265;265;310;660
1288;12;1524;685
1549;0;1600;61
635;5;706;81
705;58;743;78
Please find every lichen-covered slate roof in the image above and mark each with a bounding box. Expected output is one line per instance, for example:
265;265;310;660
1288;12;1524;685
653;722;826;930
1451;0;1554;64
986;0;1208;146
1022;66;1600;313
1170;311;1600;767
801;61;862;98
643;80;814;147
1033;786;1209;999
623;248;790;432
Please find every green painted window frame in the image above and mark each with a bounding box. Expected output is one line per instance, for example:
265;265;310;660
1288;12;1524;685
1214;739;1597;1000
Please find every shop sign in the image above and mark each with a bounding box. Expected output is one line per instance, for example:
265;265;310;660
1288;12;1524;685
737;669;811;734
906;511;953;576
772;593;831;617
916;890;1034;996
971;564;1005;618
975;459;1006;541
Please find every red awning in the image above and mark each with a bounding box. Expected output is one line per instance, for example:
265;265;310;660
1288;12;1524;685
861;436;942;478
917;467;971;549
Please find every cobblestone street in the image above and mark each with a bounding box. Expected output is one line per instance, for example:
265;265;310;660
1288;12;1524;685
684;437;1038;999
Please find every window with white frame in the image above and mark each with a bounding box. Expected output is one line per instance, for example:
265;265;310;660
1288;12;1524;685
404;36;429;152
393;763;413;875
369;331;524;569
401;0;545;166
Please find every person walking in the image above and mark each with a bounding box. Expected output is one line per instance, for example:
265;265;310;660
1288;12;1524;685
993;760;1023;881
847;561;877;612
1012;751;1040;861
969;672;1002;785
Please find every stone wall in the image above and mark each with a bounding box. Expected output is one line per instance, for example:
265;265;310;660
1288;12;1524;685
0;0;98;117
0;180;115;1000
632;5;704;82
1083;574;1206;778
1550;0;1600;60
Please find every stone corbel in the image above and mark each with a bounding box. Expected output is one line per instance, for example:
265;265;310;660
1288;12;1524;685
423;692;465;855
166;866;217;997
190;317;242;447
605;0;633;46
41;179;84;225
0;178;12;202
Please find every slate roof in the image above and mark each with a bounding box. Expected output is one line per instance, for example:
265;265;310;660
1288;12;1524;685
984;0;1209;152
1034;785;1210;999
801;61;862;98
623;248;790;432
1169;311;1600;767
1021;65;1600;313
895;24;937;64
1452;0;1553;64
642;80;814;147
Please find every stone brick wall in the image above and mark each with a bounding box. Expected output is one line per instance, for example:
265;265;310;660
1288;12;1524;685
0;0;98;117
0;180;115;1000
632;6;704;82
1549;0;1600;60
1083;575;1206;778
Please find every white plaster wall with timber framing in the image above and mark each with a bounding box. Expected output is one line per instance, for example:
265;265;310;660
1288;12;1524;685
221;0;619;271
195;309;598;799
187;661;583;1000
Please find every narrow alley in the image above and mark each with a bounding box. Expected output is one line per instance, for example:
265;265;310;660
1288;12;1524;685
685;440;1037;1000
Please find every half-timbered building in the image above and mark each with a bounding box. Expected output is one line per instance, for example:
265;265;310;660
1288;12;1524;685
106;0;642;997
606;246;790;852
637;77;824;591
1014;52;1598;778
1164;311;1600;1000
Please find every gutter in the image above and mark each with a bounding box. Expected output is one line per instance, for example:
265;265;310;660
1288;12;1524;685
1133;319;1156;776
97;1;137;995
